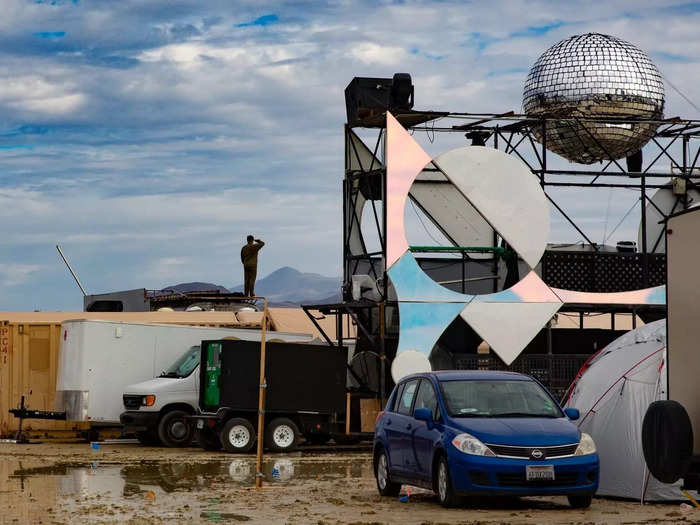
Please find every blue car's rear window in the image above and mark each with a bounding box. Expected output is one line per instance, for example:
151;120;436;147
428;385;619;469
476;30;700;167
439;380;563;418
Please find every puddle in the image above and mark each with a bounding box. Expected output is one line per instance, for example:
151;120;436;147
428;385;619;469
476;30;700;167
1;454;371;522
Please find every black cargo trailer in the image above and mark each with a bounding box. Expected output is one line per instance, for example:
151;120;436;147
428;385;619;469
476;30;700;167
192;339;349;452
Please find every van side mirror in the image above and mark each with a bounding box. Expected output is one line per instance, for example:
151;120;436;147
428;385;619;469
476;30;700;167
564;408;580;421
414;407;434;428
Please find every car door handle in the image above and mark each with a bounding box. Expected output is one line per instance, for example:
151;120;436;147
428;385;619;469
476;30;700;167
406;423;412;430
385;419;391;426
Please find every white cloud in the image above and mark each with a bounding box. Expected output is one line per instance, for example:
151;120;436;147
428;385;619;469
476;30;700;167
348;42;407;65
0;264;42;286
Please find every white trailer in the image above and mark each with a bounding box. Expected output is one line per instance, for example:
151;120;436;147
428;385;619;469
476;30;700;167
55;319;312;427
642;206;700;490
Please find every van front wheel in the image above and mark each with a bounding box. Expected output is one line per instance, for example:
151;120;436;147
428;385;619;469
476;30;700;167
158;410;194;447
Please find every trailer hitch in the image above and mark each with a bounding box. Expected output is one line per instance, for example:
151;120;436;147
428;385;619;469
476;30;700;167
8;395;67;443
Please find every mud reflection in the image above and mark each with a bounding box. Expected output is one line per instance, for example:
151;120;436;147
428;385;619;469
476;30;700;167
11;455;371;496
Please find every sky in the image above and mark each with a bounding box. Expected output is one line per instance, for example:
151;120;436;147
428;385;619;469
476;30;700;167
1;0;700;311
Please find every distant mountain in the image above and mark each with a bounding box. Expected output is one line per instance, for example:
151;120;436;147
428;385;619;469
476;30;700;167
230;266;340;304
159;282;230;294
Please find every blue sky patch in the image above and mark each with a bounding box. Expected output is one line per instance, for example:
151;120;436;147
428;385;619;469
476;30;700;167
237;14;279;27
511;21;566;38
0;125;49;136
0;144;35;150
33;31;66;39
654;51;695;63
410;48;445;60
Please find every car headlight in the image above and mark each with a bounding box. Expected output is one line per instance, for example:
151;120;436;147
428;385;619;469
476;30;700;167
142;395;156;407
574;432;596;456
452;433;496;456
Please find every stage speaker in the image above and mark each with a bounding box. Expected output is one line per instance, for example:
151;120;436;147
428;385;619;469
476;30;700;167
345;73;414;126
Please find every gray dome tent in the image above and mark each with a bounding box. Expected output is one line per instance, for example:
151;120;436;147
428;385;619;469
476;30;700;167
565;319;682;501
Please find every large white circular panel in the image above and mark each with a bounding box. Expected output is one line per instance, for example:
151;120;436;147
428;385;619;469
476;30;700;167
391;350;431;382
432;146;549;269
638;186;700;254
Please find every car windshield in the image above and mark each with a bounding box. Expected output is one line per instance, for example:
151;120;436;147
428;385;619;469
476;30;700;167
160;345;200;378
439;379;563;418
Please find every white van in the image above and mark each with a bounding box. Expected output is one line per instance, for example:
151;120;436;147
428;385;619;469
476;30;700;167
55;319;312;445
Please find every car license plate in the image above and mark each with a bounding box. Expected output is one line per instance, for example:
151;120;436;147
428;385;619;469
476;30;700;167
526;465;555;481
196;419;204;429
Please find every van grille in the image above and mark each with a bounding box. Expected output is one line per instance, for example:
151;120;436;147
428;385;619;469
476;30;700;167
123;395;142;410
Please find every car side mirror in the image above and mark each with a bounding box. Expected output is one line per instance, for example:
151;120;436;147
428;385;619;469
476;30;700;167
564;408;580;421
414;407;434;428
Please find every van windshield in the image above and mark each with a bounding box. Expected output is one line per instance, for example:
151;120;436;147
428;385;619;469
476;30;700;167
439;379;563;418
160;346;200;378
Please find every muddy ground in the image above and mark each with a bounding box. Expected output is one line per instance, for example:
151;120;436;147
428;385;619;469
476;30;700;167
0;442;695;524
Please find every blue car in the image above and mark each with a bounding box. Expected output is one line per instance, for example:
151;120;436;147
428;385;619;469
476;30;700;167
373;370;598;508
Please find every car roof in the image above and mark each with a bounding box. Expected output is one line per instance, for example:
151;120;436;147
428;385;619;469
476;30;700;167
400;370;532;382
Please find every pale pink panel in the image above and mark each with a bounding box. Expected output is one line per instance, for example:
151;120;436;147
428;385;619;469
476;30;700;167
551;286;666;305
510;271;563;302
474;271;563;303
386;113;432;269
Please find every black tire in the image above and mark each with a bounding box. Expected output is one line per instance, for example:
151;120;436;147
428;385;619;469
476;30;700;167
435;455;460;508
157;410;194;447
642;400;693;483
306;434;331;446
220;418;256;453
196;427;222;451
374;449;401;497
265;418;300;452
136;430;161;446
567;494;593;509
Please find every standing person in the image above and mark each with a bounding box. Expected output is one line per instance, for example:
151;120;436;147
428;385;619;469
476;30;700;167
241;235;264;297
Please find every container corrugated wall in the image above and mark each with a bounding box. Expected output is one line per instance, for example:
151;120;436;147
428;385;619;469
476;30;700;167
0;321;89;436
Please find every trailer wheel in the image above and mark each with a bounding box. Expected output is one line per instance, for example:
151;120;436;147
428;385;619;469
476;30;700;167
642;400;693;483
158;410;194;447
265;418;300;452
196;427;222;451
221;418;256;453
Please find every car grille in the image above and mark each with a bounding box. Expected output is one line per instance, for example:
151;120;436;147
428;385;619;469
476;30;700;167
123;395;142;410
486;443;579;459
497;471;580;487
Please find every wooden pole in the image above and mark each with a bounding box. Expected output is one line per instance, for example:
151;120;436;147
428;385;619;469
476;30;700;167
255;299;268;489
345;393;351;435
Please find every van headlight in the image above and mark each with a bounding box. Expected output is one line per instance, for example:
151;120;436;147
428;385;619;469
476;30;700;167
452;433;496;456
574;433;596;456
142;395;156;407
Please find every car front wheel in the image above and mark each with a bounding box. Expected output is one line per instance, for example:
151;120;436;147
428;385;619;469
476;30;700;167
374;449;401;497
567;494;593;509
435;455;459;508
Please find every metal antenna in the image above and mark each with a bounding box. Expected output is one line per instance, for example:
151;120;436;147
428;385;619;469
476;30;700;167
56;245;88;297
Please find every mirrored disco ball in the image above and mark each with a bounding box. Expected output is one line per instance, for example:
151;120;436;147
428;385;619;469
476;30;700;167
523;33;664;164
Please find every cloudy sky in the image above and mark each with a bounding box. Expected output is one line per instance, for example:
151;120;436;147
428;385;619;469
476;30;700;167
1;0;699;311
